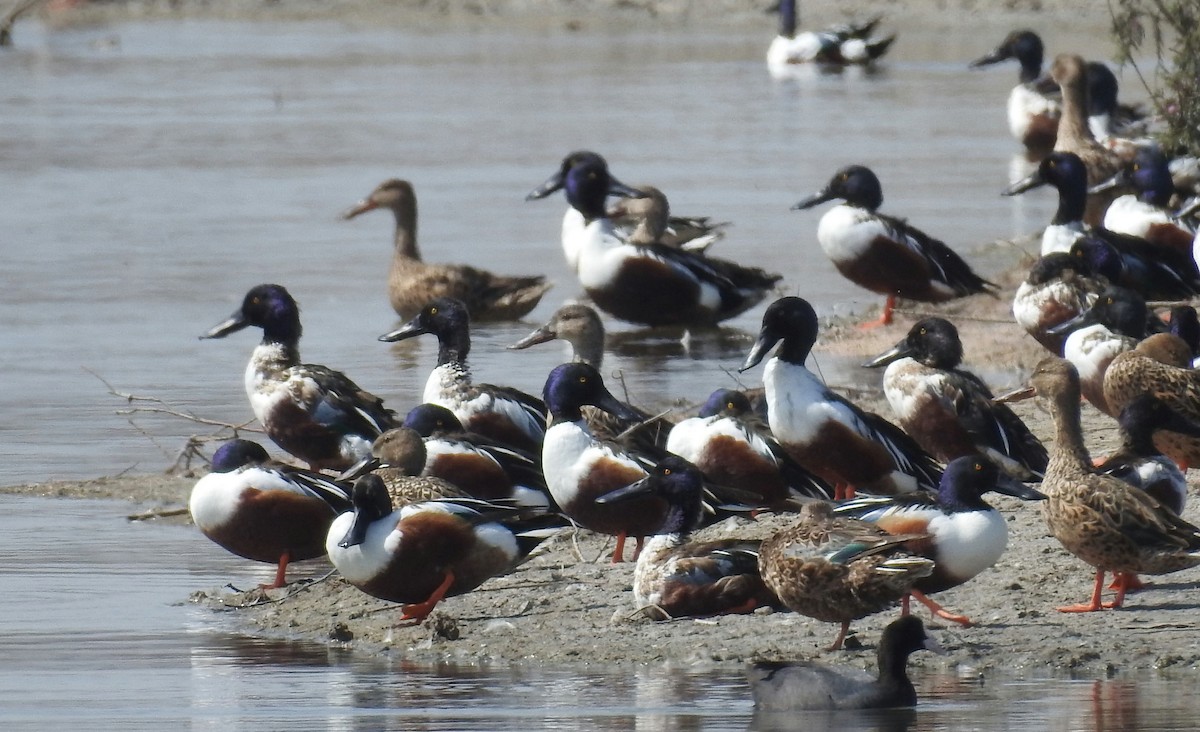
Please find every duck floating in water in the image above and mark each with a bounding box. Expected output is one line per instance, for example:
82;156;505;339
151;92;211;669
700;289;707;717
526;151;782;327
596;456;783;620
1012;252;1106;355
793;165;997;328
607;185;728;253
740;297;944;499
189;439;352;588
326;475;560;623
836;455;1046;626
1104;332;1200;470
1002;357;1200;612
969;30;1061;155
748;616;943;711
201;284;397;471
509;302;606;368
379;297;547;452
864;317;1048;479
766;0;894;74
342;178;551;321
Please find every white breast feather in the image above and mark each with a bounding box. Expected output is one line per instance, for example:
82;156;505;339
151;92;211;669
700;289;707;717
882;360;948;422
816;205;883;264
765;358;865;445
928;510;1007;581
561;208;586;273
1040;222;1085;256
1008;84;1059;140
542;421;645;506
325;509;402;583
1103;195;1169;239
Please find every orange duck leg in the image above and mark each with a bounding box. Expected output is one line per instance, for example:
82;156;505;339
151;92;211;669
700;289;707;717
400;571;456;623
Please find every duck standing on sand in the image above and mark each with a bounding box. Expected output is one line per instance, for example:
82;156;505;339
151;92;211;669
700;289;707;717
201;284;397;471
740;297;944;499
342;178;551;321
793;165;997;328
1104;333;1200;470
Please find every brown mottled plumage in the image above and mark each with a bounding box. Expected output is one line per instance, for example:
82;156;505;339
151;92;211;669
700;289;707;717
1050;54;1122;226
1104;333;1200;468
607;185;728;251
368;428;468;507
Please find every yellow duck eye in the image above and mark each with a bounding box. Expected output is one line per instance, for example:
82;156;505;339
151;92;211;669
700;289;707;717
578;376;588;384
429;306;438;316
726;401;736;410
919;327;927;335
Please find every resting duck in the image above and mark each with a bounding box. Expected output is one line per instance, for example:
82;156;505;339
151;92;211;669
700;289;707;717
1167;306;1200;367
607;185;728;253
835;456;1046;626
765;0;894;72
1085;62;1153;152
327;475;560;623
1096;395;1200;515
189;439;352;588
748;616;943;711
793;165;997;328
379;297;546;452
352;427;469;506
541;362;663;562
401;403;549;509
595;456;783;620
1004;357;1200;612
1049;54;1123;226
201;284;397;471
758;501;935;651
665;388;832;506
969;30;1061;155
740;297;944;499
342;178;551;321
1104;332;1200;470
509;302;606;368
526;151;782;327
1012;252;1105;355
1092;147;1198;259
864;317;1048;479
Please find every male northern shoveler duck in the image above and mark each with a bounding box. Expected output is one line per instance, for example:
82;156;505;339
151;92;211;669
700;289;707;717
739;297;944;499
378;297;546;452
1003;357;1200;612
356;427;469;507
1012;252;1106;355
665;388;832;506
1049;54;1123;226
595;456;784;620
748;616;943;711
969;30;1061;155
1049;286;1154;416
541;362;664;562
526;151;782;327
401;403;549;509
1092;147;1198;258
189;439;352;588
793;165;997;328
1104;332;1200;471
1167;306;1200;367
864;317;1048;480
342;178;551;321
509;302;606;368
201;284;397;471
765;0;894;73
327;475;560;623
607;185;728;253
758;501;935;651
1096;395;1200;515
835;456;1046;626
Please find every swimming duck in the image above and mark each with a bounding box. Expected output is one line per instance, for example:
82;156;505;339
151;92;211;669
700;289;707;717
1050;54;1123;226
1104;332;1200;470
201;284;397;471
526;151;782;327
969;30;1061;155
665;388;833;506
595;456;783;619
758;501;936;650
378;297;546;452
748;615;943;711
1003;357;1200;611
326;475;560;623
342;178;551;321
793;165;997;328
607;185;728;253
401;403;549;509
1095;395;1200;515
509;302;606;368
541;362;665;562
835;456;1047;626
189;439;352;588
766;0;894;72
1012;252;1106;355
864;317;1048;479
1092;147;1197;259
740;297;944;499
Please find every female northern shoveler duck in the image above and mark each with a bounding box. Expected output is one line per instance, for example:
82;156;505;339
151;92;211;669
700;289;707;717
1092;147;1198;259
1050;286;1154;416
835;456;1046;626
595;456;784;620
739;297;944;499
1012;252;1106;355
1004;357;1200;612
864;317;1048;480
509;302;606;368
607;185;728;253
1004;152;1200;298
201;284;397;471
748;616;943;711
765;0;894;73
189;439;352;588
541;362;664;563
1104;333;1200;471
526;151;782;327
379;297;546;452
401;403;549;509
327;475;560;623
1049;54;1123;226
758;501;935;651
1096;395;1200;515
793;165;997;328
342;178;551;321
969;30;1061;155
665;388;832;506
357;427;469;507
